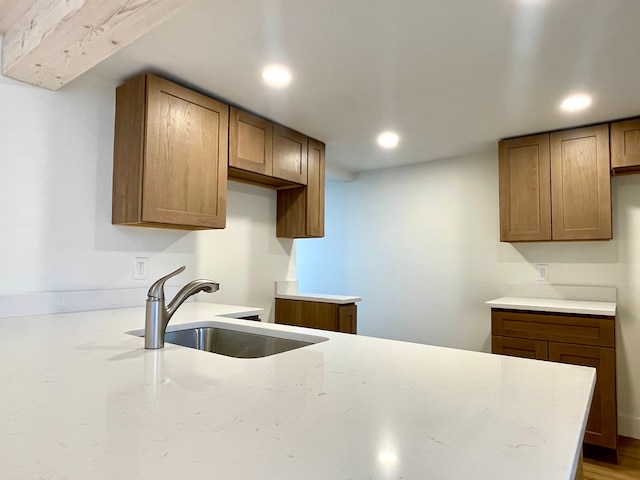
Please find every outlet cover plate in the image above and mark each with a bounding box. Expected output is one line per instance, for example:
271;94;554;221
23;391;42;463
535;264;549;283
133;257;148;280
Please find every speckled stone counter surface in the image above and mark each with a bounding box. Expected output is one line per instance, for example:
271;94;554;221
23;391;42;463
274;292;362;304
485;297;616;316
274;280;361;304
1;303;594;480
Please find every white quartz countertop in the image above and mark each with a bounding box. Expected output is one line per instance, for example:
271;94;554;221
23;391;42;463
274;280;361;304
275;292;361;304
0;302;594;480
486;296;617;316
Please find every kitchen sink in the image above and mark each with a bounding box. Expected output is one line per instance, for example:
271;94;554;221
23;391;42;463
128;321;328;358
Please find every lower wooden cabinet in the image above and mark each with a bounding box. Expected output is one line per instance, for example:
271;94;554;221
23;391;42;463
275;298;357;334
491;309;617;452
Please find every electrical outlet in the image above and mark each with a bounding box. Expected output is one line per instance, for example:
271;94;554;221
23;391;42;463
535;264;549;283
133;257;148;280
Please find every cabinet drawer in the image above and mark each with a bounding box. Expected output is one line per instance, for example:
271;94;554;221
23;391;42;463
492;336;548;360
491;310;614;347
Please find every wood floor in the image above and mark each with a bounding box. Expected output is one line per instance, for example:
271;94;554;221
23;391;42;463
584;437;640;480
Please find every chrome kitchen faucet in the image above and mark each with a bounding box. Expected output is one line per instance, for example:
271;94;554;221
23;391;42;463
145;266;219;349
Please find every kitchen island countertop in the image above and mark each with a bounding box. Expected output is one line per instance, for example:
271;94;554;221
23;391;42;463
0;302;594;480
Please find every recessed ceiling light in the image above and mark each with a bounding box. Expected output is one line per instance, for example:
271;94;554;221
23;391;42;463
378;451;398;464
261;64;292;88
560;94;592;112
377;131;400;149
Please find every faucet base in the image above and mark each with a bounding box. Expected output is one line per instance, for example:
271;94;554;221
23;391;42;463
145;299;165;349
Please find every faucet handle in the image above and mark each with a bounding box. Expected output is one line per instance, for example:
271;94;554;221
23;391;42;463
147;266;186;301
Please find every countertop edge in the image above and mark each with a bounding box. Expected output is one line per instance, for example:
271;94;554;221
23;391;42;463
485;297;616;317
275;294;362;304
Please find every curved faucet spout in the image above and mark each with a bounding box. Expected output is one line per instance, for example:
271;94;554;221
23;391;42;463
144;267;220;349
167;279;220;317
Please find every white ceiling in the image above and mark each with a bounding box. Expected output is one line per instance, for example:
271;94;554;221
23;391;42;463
89;0;640;174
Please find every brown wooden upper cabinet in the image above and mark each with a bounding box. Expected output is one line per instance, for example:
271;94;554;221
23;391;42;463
499;134;552;241
112;74;325;236
112;73;228;229
277;138;326;238
229;107;273;177
499;124;612;242
550;125;611;240
611;117;640;174
273;124;308;185
229;107;308;187
228;106;325;238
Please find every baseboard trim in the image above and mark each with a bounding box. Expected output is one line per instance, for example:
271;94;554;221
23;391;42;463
618;414;640;440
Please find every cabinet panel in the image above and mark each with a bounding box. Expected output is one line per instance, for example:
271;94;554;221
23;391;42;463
549;342;617;449
498;134;551;242
550;125;611;240
306;139;326;237
275;298;338;331
274;298;302;327
275;299;357;334
273;125;308;184
611;117;640;172
491;310;615;347
492;336;548;360
112;74;146;225
338;304;357;334
229;107;273;176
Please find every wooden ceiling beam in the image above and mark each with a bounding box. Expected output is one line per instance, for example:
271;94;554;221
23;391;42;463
1;0;193;90
0;0;32;35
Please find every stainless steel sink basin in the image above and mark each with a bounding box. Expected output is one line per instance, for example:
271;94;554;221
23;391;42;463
128;321;327;358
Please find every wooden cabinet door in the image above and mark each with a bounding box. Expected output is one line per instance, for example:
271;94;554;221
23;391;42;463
306;138;326;237
273;124;308;184
229;107;273;175
498;134;551;241
611;118;640;170
550;125;611;240
338;304;357;334
548;342;617;449
143;75;228;228
492;336;548;360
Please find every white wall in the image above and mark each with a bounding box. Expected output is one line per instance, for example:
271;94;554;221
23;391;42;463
195;181;296;322
0;49;293;321
297;152;640;439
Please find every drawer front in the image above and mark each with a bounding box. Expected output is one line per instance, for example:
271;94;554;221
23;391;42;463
275;298;340;332
492;336;548;360
491;310;615;347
